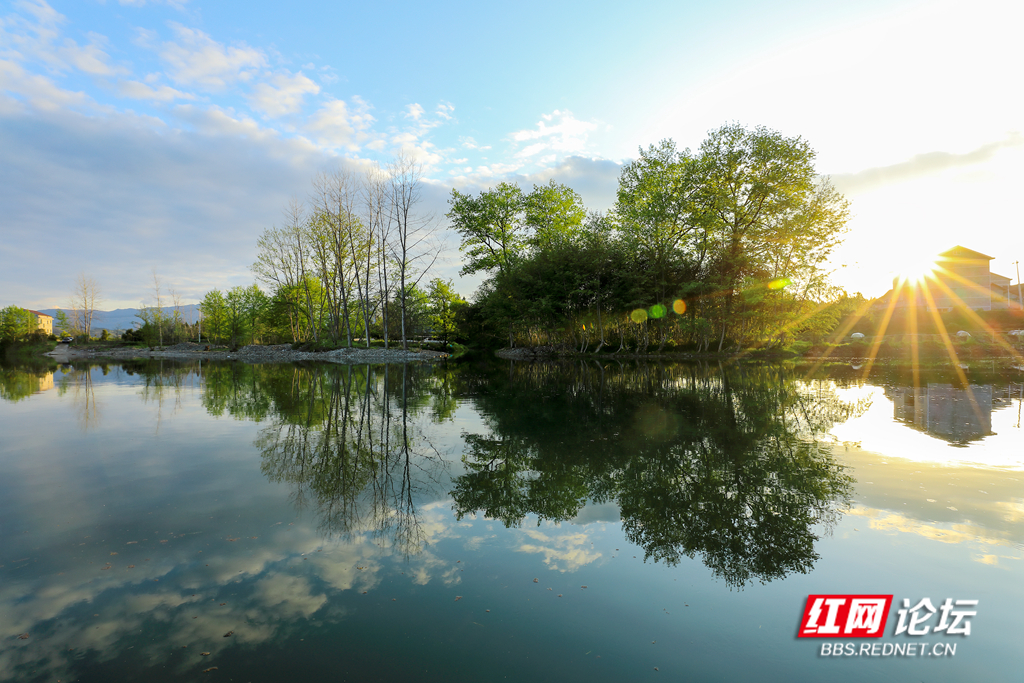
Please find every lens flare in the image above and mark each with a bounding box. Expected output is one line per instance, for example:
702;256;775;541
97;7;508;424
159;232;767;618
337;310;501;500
673;299;686;314
768;277;792;290
649;304;667;319
630;309;648;323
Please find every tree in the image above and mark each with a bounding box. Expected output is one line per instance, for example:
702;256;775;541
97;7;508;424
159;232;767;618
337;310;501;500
427;278;466;343
240;284;270;345
448;182;527;277
148;271;165;347
364;163;397;348
615;139;705;303
68;273;102;339
390;153;442;350
692;123;850;348
54;310;71;336
525;180;588;252
0;306;37;342
253;203;310;342
199;289;229;344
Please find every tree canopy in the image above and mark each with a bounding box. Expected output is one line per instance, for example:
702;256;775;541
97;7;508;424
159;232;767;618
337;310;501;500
452;123;852;352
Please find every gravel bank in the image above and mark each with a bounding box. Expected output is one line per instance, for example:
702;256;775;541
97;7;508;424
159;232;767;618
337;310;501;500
45;342;449;365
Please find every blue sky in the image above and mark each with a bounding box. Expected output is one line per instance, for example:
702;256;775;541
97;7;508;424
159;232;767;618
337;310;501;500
2;0;1022;309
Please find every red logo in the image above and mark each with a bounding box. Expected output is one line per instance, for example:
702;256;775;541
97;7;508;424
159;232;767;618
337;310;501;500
799;595;893;637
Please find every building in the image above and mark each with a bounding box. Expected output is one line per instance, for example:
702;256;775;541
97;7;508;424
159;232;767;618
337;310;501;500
886;384;994;444
25;310;54;335
885;246;1021;311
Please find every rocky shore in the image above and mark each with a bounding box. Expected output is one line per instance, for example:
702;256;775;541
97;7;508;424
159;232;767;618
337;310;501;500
44;342;449;365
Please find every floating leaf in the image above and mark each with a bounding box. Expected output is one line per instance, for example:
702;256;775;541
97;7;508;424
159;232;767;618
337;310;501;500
533;578;538;583
200;652;210;656
223;631;233;637
202;667;218;673
18;633;28;640
454;596;462;602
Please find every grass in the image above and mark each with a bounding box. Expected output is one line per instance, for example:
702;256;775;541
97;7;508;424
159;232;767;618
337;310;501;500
1;338;57;363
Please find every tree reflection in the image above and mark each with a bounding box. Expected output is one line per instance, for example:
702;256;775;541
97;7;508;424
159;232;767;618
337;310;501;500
451;361;863;588
0;365;54;402
246;363;448;556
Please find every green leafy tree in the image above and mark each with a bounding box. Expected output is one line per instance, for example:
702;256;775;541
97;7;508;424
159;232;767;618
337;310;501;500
199;289;229;344
692;123;850;348
427;278;466;343
54;310;71;336
525;180;587;250
448;182;527;277
0;306;37;342
615;139;705;302
241;284;270;345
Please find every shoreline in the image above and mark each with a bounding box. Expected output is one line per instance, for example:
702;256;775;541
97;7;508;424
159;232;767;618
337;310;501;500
43;341;450;365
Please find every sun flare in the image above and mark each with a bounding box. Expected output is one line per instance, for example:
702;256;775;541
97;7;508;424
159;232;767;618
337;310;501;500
896;255;938;283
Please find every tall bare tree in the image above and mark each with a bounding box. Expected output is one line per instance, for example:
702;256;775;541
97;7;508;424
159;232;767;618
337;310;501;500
68;273;102;338
253;200;325;342
364;163;396;348
388;153;443;350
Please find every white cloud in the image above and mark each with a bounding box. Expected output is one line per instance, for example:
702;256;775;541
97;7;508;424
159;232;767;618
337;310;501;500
247;70;320;118
2;2;121;78
119;0;191;9
0;102;334;308
435;101;454;120
159;23;266;90
117;79;193;102
58;34;123;76
510;109;598;160
0;58;96;111
516;528;603;573
405;102;424;120
305;96;374;150
830;133;1024;196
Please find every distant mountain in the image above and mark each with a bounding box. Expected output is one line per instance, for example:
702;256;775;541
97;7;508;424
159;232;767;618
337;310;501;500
38;305;201;332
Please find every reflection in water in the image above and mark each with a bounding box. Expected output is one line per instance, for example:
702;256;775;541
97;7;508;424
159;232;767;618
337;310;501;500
451;361;862;588
0;366;54;402
2;359;864;588
211;359;865;587
2;359;1023;682
253;363;449;555
886;383;1022;445
57;365;102;431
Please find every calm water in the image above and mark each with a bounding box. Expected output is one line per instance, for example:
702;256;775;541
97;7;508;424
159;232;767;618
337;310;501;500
1;358;1022;682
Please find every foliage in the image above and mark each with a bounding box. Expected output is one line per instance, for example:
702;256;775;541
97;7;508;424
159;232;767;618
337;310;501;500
448;361;859;587
0;306;38;343
455;124;852;352
427;278;467;343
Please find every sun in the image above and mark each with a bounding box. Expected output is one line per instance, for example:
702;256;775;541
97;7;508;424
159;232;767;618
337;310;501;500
896;254;938;284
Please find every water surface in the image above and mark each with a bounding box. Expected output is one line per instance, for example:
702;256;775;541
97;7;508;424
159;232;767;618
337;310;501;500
1;359;1022;682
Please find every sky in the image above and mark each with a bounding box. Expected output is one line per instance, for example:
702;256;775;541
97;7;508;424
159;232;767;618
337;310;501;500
2;0;1022;310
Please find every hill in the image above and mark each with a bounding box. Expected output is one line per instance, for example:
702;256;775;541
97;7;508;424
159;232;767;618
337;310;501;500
38;305;201;332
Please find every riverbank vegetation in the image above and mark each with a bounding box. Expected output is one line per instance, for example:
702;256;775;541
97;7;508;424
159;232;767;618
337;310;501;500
452;124;855;353
31;123;1022;361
